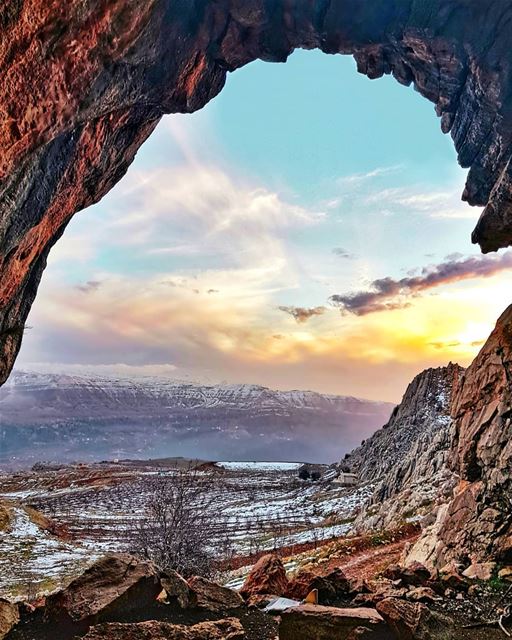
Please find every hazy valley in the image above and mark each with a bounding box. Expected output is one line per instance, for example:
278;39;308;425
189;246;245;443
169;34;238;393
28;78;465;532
0;371;393;467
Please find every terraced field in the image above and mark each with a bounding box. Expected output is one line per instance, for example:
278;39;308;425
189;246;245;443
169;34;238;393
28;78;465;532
0;460;373;598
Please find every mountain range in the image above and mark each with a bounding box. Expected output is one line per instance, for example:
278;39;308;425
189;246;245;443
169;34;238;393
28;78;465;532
0;371;394;467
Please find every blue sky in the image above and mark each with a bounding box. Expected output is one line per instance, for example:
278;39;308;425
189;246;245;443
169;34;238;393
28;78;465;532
17;50;511;401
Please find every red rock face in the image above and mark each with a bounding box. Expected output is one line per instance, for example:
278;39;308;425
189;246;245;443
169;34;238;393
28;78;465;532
3;2;512;383
431;305;512;564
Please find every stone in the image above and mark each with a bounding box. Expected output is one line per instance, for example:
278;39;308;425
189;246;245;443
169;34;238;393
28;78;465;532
245;593;279;609
44;554;161;625
439;564;468;591
0;599;19;640
240;554;289;599
287;567;351;603
160;570;194;609
376;597;454;640
279;604;387;640
83;618;245;639
4;5;512;387
406;587;441;603
498;567;512;582
462;562;496;581
382;563;430;587
187;576;243;612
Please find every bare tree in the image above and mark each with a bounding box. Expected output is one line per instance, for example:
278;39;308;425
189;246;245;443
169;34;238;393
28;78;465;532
129;466;230;578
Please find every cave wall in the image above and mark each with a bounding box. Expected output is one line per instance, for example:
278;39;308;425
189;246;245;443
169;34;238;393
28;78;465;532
2;0;512;385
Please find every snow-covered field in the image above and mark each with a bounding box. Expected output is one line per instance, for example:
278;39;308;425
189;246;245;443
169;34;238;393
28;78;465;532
216;461;302;472
0;461;373;598
0;506;99;599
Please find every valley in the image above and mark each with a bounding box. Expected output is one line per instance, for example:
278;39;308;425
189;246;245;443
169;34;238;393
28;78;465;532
0;459;374;599
0;372;393;467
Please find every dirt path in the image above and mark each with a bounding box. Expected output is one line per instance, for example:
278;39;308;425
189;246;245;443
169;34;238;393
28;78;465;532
331;538;414;581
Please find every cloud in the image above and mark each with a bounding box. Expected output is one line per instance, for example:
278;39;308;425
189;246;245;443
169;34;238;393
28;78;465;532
330;252;512;315
278;305;326;323
362;186;478;219
76;280;102;293
332;247;355;259
338;165;403;185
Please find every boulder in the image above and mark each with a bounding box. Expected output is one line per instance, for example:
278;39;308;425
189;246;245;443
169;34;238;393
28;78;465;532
376;598;453;640
161;570;194;609
0;599;19;640
287;567;351;603
462;562;496;581
83;618;245;639
188;576;243;612
279;604;387;640
240;554;289;599
44;554;161;625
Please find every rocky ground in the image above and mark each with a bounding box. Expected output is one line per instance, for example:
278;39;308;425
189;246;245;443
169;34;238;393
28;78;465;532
3;539;512;640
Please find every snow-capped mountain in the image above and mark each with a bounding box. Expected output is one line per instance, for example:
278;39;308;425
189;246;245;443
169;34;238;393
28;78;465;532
0;371;393;467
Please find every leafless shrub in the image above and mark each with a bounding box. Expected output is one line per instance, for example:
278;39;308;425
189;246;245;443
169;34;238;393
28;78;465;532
129;466;231;578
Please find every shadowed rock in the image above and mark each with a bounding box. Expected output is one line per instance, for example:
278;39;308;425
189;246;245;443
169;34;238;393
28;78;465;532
279;604;389;640
187;576;244;613
82;618;245;639
44;554;162;627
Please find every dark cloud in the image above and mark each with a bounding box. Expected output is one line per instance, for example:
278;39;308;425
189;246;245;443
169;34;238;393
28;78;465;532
330;252;512;316
332;247;355;259
278;305;326;323
76;280;102;294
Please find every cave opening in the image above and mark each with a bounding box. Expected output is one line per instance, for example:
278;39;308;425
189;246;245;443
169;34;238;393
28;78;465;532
12;49;504;415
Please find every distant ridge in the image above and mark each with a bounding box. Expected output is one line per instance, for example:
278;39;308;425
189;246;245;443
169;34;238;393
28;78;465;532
0;370;394;468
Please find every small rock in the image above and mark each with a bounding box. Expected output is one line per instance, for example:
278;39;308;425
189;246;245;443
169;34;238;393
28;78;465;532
406;587;441;603
245;593;279;609
346;627;377;639
498;566;512;582
439;564;468;592
462;562;496;581
188;576;243;612
382;563;430;587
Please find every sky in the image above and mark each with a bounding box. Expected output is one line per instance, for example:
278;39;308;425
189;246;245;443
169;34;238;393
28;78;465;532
16;50;512;402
